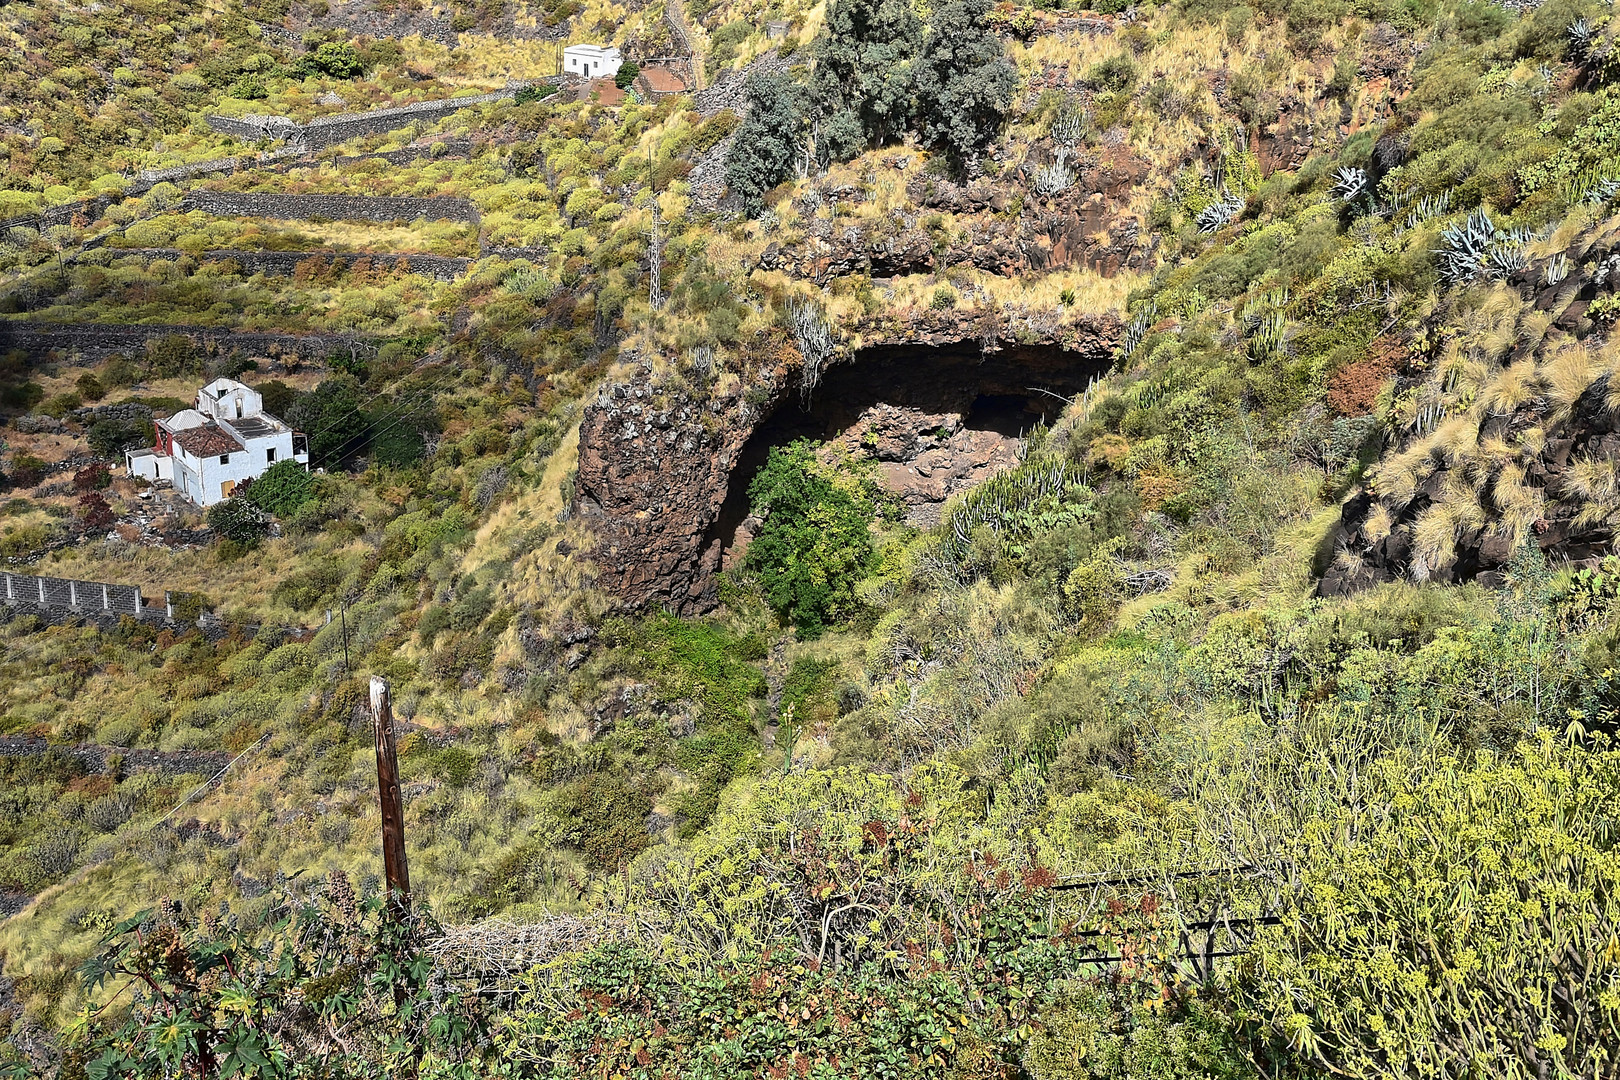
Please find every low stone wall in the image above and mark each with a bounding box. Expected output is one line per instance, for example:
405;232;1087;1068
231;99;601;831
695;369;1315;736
181;190;480;224
0;736;232;777
0;320;373;361
206;88;524;150
104;247;472;280
71;402;156;423
134;157;243;189
0;194;122;235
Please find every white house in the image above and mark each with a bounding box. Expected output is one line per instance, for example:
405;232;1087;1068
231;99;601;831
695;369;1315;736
126;378;309;507
563;44;622;79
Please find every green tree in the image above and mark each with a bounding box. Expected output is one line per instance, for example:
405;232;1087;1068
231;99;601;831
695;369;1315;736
615;60;640;90
241;459;315;517
286;375;366;469
87;417;154;458
309;41;362;78
725;69;807;216
914;0;1018;170
743;440;875;635
254;378;299;419
808;0;923;160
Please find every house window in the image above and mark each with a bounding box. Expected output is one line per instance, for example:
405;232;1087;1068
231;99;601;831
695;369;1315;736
219;454;230;464
266;446;277;463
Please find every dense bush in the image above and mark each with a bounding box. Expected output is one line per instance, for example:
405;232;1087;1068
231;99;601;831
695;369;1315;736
743;440;876;635
241;459;315;517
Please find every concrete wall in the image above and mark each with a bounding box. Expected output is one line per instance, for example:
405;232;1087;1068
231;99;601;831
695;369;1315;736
0;320;373;362
180;190;480;224
1;572;144;614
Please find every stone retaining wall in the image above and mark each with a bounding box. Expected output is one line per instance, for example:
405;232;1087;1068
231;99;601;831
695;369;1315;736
0;736;232;777
0;320;374;361
71;402;156;422
180;190;480;224
206;88;524;150
135;157;243;189
104;247;472;280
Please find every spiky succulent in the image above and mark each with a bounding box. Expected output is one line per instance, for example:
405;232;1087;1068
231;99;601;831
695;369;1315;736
1436;208;1530;286
1196;187;1245;233
1568;17;1595;60
1585;177;1620;205
1330;166;1370;203
1117;302;1158;362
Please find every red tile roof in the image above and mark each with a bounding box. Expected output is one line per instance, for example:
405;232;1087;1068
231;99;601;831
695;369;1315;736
173;424;244;457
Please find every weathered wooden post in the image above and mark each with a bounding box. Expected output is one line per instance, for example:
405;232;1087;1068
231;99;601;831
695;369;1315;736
371;676;410;918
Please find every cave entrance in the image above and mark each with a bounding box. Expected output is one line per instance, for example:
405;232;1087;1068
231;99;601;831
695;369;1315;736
712;341;1110;563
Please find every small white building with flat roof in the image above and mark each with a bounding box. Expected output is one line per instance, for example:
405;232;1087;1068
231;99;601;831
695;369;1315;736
564;44;622;79
126;378;309;507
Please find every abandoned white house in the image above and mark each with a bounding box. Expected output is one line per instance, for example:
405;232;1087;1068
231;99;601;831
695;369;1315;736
125;378;309;507
563;44;622;79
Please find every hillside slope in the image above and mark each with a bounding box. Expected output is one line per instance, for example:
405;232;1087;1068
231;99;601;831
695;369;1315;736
2;0;1620;1075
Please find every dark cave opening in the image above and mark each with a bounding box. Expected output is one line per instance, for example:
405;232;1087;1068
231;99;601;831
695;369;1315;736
708;341;1110;560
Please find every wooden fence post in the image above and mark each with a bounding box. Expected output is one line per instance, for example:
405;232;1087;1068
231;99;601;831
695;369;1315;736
371;676;410;919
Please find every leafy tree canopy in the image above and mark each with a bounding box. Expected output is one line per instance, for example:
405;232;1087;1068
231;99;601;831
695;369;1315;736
914;0;1019;169
241;458;315;517
808;0;924;159
726;69;808;216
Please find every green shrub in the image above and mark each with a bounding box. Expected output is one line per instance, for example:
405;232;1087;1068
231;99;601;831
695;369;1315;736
207;499;269;544
743;440;876;635
242;459;315;517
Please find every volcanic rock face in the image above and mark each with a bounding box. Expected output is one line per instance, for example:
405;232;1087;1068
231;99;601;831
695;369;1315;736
1319;241;1620;596
822;404;1026;528
574;313;1119;613
757;149;1154;284
573;379;754;614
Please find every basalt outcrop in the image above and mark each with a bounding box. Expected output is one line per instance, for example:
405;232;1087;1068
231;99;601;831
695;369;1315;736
757;149;1154;284
574;309;1118;613
1319;242;1620;596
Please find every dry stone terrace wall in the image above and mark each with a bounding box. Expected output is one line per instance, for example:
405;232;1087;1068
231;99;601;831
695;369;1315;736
102;248;472;280
180;191;481;225
205;84;550;150
0;320;374;361
0;736;232;777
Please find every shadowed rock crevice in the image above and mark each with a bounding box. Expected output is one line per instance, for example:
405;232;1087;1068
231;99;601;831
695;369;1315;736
712;342;1101;560
575;326;1115;614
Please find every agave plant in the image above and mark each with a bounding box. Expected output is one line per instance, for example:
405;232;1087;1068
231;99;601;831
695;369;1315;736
1436;208;1530;286
1329;165;1370;203
1196;187;1245;233
1585;177;1620;205
1568;17;1594;61
1117;302;1158;362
